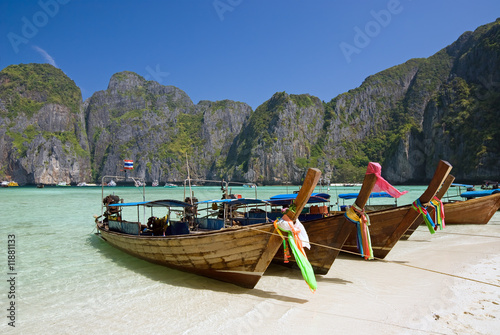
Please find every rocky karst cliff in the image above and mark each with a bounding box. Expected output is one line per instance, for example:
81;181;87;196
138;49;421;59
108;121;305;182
0;64;91;185
0;19;499;185
84;71;252;183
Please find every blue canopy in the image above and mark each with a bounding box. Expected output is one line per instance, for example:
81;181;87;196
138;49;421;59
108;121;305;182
460;189;499;199
108;201;149;207
268;192;330;205
451;183;474;188
195;198;269;206
338;192;393;200
109;199;193;208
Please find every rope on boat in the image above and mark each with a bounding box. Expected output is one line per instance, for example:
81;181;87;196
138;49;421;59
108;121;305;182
242;225;500;289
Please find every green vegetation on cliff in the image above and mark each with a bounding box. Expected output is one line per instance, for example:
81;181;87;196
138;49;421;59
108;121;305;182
0;63;81;117
226;92;288;171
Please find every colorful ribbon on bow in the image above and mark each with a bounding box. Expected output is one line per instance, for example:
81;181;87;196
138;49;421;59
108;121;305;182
366;162;409;198
344;204;374;260
429;196;445;230
411;199;437;234
274;216;317;292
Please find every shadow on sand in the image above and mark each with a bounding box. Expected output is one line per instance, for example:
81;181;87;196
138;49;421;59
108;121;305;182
87;233;353;304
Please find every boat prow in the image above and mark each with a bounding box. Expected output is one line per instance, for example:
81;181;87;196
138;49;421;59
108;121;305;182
342;160;453;259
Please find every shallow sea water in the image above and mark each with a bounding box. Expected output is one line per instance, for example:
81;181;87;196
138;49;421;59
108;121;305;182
1;184;497;334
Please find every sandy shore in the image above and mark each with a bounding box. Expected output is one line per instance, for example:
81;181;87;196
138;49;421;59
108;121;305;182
232;212;500;335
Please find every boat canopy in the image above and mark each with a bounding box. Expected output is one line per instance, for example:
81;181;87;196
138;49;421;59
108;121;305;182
109;199;193;208
338;191;393;200
195;198;270;206
460;189;499;199
451;183;474;188
267;192;330;205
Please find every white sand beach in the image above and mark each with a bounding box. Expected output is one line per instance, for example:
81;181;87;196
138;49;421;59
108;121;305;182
244;212;500;335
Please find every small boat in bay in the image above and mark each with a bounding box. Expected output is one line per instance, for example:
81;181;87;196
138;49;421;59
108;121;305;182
164;183;176;188
105;180;116;187
94;170;321;288
1;181;19;187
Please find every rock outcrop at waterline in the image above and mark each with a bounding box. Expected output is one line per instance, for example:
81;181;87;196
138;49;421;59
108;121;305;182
0;19;499;185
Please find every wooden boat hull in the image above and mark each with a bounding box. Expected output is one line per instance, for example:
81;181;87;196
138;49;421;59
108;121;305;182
342;205;414;259
273;214;355;275
277;203;418;267
97;222;282;289
402;192;500;240
443;192;500;224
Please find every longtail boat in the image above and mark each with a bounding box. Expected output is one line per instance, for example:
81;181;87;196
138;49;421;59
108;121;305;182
94;169;320;289
403;176;500;239
401;174;455;240
341;160;453;259
273;165;378;274
443;182;500;224
442;192;500;224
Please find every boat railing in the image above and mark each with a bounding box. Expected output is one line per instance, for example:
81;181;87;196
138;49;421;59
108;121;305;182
337;191;398;211
100;175;146;226
443;183;476;202
183;178;258;200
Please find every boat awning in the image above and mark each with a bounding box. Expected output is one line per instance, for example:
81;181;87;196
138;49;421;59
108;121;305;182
195;198;269;206
338;192;393;200
108;201;149;207
268;192;331;205
460;190;498;199
109;199;193;208
451;183;474;188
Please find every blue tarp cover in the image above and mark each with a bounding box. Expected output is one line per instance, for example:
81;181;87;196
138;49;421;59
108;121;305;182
460;190;499;199
267;193;330;205
109;199;193;208
338;192;393;200
451;183;474;188
195;198;269;206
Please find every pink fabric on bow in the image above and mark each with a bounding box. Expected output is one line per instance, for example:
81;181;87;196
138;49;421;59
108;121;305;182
366;162;408;198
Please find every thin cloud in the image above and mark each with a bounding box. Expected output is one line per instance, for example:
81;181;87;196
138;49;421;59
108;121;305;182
32;46;58;68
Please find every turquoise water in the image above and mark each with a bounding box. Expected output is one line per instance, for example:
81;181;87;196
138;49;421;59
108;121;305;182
0;184;433;334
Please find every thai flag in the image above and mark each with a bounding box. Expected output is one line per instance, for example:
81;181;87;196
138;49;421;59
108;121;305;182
124;160;134;170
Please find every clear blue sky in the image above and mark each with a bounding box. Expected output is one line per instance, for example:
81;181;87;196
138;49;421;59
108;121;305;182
1;0;499;109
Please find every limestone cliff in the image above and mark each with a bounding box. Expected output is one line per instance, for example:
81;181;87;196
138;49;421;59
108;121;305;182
223;92;325;184
84;72;252;183
0;64;91;185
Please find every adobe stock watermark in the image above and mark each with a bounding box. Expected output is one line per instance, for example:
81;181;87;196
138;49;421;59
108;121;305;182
7;0;72;54
401;277;456;334
474;75;500;101
236;300;275;335
144;64;170;84
339;0;404;64
213;0;243;21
